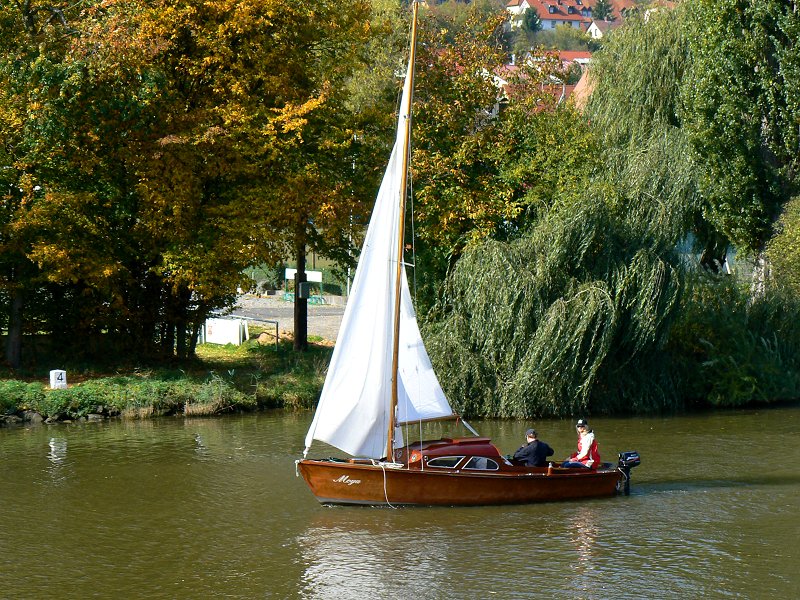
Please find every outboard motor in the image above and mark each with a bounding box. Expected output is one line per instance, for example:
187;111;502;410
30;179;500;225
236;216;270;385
617;451;641;496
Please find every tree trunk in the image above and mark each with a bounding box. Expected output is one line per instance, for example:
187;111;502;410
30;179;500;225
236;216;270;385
175;286;190;359
294;244;308;352
6;288;25;369
751;251;769;300
163;322;175;357
188;321;201;357
5;286;23;369
128;269;162;357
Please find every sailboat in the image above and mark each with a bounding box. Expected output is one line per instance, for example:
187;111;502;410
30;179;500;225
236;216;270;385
295;2;640;506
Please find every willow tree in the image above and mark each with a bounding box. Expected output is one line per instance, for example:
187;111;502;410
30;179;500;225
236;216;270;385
581;1;800;408
426;198;683;418
585;6;703;255
422;10;691;417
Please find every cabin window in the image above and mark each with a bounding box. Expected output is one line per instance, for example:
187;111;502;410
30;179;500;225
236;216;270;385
427;456;464;468
463;457;500;471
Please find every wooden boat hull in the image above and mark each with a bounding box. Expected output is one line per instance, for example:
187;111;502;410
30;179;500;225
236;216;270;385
296;459;623;506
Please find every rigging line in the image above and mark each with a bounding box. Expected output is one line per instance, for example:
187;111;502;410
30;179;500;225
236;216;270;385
409;134;418;306
406;2;417;307
403;419;410;470
419;417;424;471
373;460;399;509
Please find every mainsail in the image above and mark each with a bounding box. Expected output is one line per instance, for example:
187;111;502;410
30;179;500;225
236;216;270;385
303;39;455;460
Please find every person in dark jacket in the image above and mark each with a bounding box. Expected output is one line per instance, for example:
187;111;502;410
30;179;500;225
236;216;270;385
512;429;554;467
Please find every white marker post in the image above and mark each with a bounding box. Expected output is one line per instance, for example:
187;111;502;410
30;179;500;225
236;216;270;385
49;370;67;389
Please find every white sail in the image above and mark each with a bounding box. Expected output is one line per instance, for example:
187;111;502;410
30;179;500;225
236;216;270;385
303;52;455;459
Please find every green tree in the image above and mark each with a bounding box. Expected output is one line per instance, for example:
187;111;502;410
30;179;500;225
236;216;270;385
523;7;542;33
0;0;85;367
592;0;615;22
586;8;701;251
428;0;507;32
680;0;800;256
426;198;683;417
532;24;591;51
766;195;800;296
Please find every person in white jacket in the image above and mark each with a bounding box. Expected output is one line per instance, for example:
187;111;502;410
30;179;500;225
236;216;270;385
561;419;600;469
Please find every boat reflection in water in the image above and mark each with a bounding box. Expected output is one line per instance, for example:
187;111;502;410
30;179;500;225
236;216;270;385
568;508;601;595
296;512;447;598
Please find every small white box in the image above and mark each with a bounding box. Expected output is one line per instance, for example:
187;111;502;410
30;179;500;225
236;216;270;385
49;370;67;389
204;318;248;346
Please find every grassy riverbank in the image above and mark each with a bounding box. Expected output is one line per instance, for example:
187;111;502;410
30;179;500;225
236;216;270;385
0;335;333;424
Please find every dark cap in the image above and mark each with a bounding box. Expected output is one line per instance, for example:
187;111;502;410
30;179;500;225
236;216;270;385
576;419;588;428
525;428;537;437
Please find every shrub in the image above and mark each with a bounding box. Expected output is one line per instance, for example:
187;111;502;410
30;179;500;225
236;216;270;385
0;381;46;414
668;273;800;406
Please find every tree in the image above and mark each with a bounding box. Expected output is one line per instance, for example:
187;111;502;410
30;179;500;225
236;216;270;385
523;7;542;33
410;10;511;308
592;0;615;22
766;195;800;296
229;1;374;350
422;0;800;415
425;198;683;417
586;8;702;251
428;0;508;32
0;0;85;367
410;11;597;310
0;0;374;363
532;23;592;51
680;0;800;257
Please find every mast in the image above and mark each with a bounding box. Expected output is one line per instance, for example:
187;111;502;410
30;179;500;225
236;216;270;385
386;0;419;461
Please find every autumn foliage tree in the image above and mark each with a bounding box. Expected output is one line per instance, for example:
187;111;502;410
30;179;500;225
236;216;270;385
0;0;373;365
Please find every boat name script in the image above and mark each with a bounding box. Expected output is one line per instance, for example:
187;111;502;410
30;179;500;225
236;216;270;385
333;475;361;486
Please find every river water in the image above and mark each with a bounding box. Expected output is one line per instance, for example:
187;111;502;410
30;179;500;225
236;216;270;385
2;407;798;599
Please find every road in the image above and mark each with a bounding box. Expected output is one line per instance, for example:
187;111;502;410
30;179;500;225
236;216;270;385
229;295;345;342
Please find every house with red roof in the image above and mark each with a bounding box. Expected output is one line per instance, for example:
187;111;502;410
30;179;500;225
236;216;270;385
507;0;592;31
506;0;638;32
587;18;622;39
557;50;592;67
494;49;592;107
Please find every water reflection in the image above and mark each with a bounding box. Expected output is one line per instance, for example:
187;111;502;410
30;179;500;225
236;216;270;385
193;432;208;457
48;437;67;463
47;437;68;484
571;509;599;565
297;511;452;600
569;508;600;598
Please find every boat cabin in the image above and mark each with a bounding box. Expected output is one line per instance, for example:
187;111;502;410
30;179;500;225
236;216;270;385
394;437;508;471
